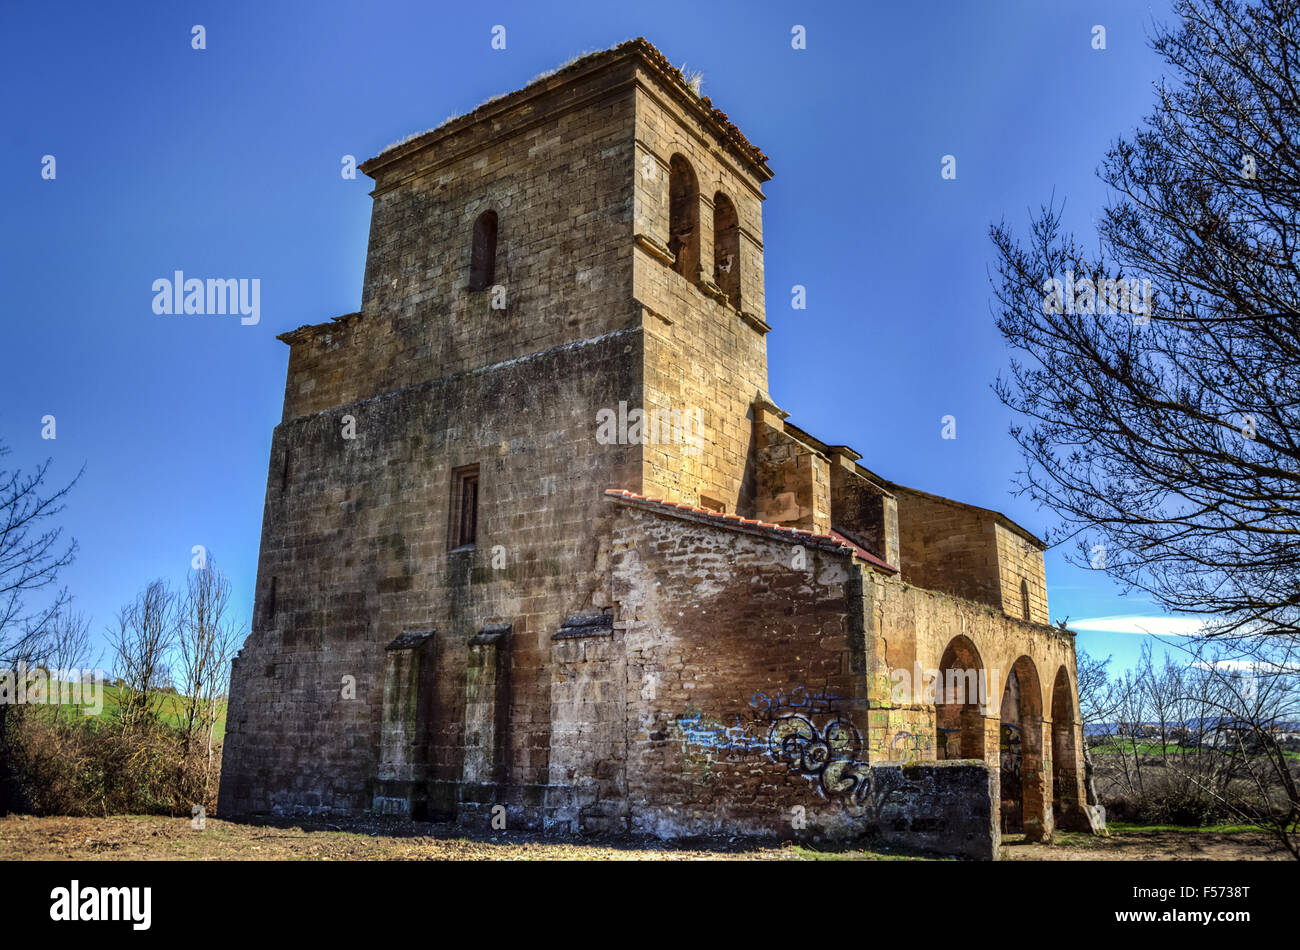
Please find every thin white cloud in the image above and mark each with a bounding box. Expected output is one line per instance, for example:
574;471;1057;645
1069;615;1210;637
1191;659;1257;673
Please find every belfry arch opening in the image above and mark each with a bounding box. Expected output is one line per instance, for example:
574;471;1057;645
668;154;699;281
935;635;985;760
999;654;1047;838
712;191;740;306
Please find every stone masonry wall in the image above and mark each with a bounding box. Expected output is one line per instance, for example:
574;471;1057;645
869;762;999;860
829;454;899;567
892;485;1001;606
222;51;659;819
995;522;1049;624
219;331;642;817
858;569;1086;837
280;61;640;421
752;414;832;532
632;73;772;515
221;39;1083;855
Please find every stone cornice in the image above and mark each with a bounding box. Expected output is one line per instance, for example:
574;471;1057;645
360;38;772;186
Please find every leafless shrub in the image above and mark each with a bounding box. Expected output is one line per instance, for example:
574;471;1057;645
107;580;178;732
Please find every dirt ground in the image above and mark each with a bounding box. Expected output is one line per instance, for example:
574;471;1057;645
1000;828;1290;861
0;814;1290;860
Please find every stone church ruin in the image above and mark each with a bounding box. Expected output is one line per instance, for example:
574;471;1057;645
218;39;1093;859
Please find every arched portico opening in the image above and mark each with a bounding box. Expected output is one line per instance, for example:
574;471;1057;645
936;635;986;760
1051;666;1081;826
999;655;1047;839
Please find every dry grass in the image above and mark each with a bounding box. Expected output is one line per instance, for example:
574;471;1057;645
0;814;908;861
1;814;1289;861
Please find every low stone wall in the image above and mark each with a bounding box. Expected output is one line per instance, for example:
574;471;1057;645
867;760;999;860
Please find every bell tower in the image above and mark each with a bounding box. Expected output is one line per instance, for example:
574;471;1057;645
627;42;774;515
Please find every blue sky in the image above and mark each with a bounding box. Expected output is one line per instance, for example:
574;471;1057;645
1;0;1191;674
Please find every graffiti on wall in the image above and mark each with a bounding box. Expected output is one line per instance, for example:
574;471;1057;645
676;713;768;755
935;726;962;759
766;713;868;802
748;686;867;716
671;686;909;821
1000;721;1023;778
889;729;928;763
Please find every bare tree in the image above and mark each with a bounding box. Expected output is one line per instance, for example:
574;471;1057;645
0;441;81;667
108;580;178;731
1173;638;1300;857
176;559;243;799
1075;649;1119;826
1076;649;1118;727
42;606;94;675
989;0;1300;642
1083;638;1298;856
1108;666;1151;804
0;440;80;812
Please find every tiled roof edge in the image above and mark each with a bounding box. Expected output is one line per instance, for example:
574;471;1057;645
604;489;898;573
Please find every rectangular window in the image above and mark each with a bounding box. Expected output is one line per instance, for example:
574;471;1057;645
451;465;480;549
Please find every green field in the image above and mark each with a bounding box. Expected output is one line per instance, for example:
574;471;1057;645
26;682;227;741
1105;821;1272;834
1091;738;1196;756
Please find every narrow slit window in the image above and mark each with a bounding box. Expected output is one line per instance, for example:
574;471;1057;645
1020;578;1031;620
266;576;278;624
469;210;497;291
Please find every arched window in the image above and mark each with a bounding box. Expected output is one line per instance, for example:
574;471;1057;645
1020;578;1031;620
469;210;497;291
668;155;699;281
712;191;740;306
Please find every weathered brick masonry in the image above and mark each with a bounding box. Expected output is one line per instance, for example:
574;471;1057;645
219;39;1096;858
